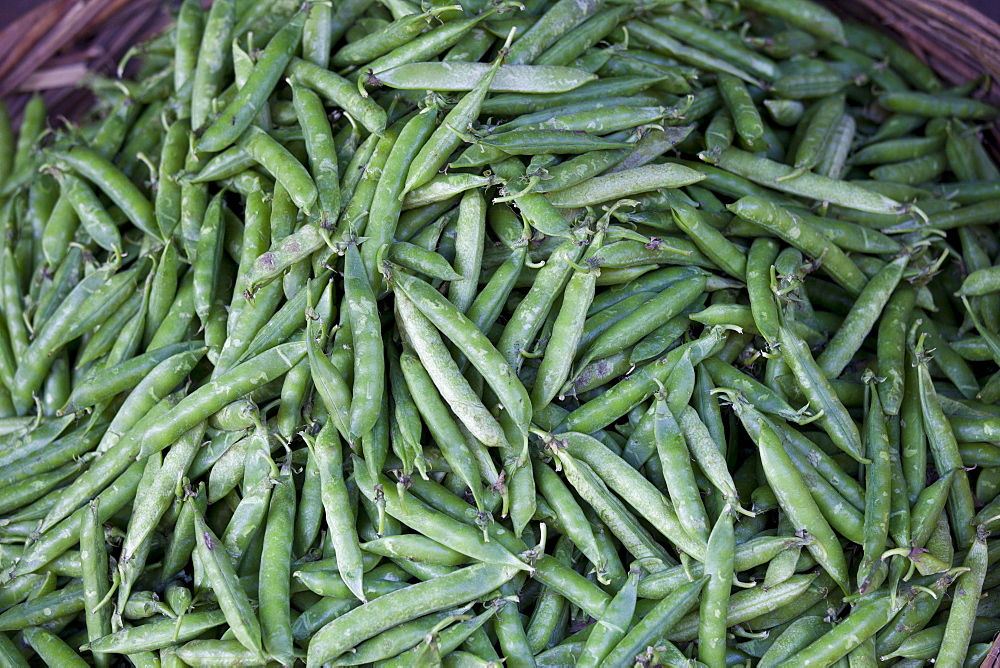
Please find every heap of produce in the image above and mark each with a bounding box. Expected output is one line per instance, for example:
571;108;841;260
0;0;998;665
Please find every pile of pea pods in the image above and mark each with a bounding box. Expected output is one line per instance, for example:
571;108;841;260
1;0;1000;665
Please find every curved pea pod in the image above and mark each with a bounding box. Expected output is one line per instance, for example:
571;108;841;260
712;148;905;215
365;6;499;78
548;445;675;570
764;98;805;127
489;158;571;238
870;152;948;186
957;265;1000;297
396;343;489;513
740;0;846;42
916;356;977;549
376;62;596;93
398;289;506;453
332;6;454;67
39;356;201;533
387;242;462;281
85;610;228;654
360;535;468;566
382;606;499;668
57;172;122;252
729;196;866;296
749;416;851;594
503;0;602;63
878;91;999;120
857;382;892;594
48;146;158;240
403;38;507;194
446;188;486;315
757;616;832;668
559;431;708;559
671;195;746;280
816;255;907;379
531;148;631;194
654;390;711;545
793;595;899;666
596;578;703;668
389;269;532;441
196;8;306;153
243;223;325;297
777;320;865;463
22;627;87;667
402;173;492;211
580;273;707;368
627;21;760;86
287;58;387;136
562;326;727;434
577;571;639;668
770;71;849;99
174;639;267;666
0;581;85;631
192;508;265;659
138;342;306;459
237;126;317;212
80;505;111;666
547;163;706;208
307;562;519;666
668;574;819;642
354;464;529;572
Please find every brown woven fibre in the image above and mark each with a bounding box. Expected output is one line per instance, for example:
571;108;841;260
0;0;997;144
0;0;171;123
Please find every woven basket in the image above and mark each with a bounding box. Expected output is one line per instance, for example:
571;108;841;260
1;0;998;139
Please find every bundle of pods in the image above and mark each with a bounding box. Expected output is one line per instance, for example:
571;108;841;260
0;0;999;665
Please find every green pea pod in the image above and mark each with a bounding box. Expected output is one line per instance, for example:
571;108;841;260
552;445;675;567
600;577;706;668
307;421;366;603
40;348;203;532
390;268;532;441
0;581;85;631
342;242;384;443
578;570;639;668
354;463;529;571
244;223;326;297
858;382;892;593
916;354;977;549
23;627;88;667
57;172;122;252
397;344;487;512
238;127;317;212
795;596;899;666
307;560;519;666
562;325;727;434
80;500;111;668
333;6;457;67
192;507;265;659
139;342;306;459
197;7;306;153
86;609;227;654
777;320;865;463
403;35;507;194
49;146;159;240
288;58;388;137
748;415;850;594
290;80;340;228
361;107;439;289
